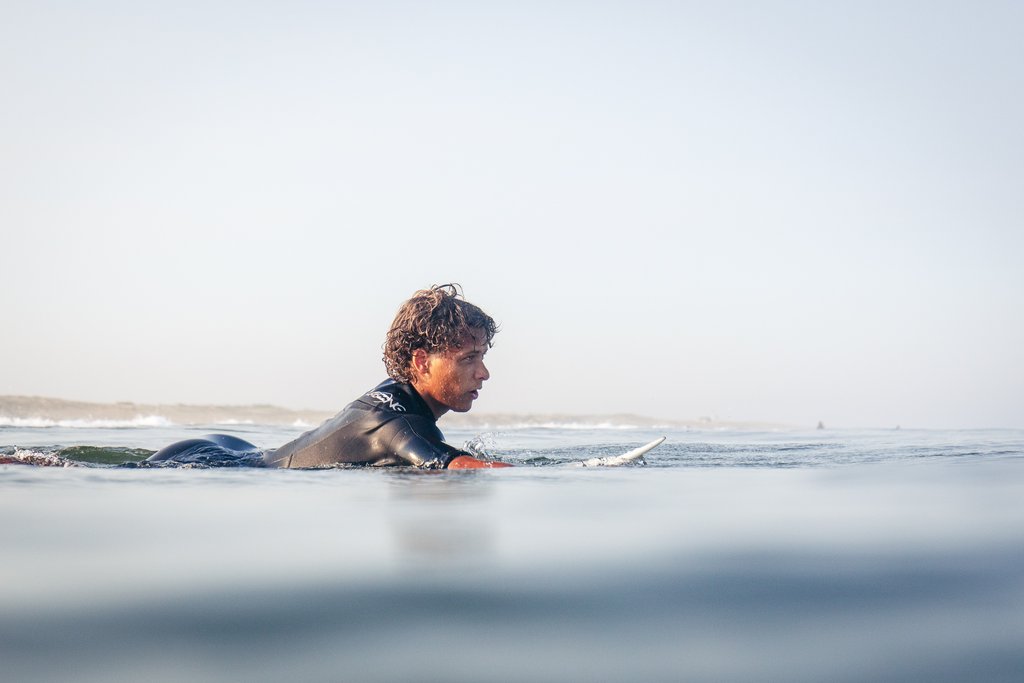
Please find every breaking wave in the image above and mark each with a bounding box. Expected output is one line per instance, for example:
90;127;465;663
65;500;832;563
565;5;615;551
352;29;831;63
461;421;678;431
0;415;173;429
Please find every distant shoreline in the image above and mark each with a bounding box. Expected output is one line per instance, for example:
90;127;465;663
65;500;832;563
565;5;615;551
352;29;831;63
0;395;788;431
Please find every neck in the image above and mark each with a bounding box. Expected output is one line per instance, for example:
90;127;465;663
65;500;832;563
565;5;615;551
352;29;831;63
410;381;448;420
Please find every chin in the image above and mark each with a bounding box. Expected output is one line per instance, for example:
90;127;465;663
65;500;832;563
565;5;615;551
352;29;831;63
447;399;474;413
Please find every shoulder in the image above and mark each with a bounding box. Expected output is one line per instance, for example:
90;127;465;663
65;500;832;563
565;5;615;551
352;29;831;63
358;379;433;419
362;388;409;414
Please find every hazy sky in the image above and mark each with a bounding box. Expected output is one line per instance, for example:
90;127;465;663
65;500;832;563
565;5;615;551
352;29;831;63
2;1;1022;428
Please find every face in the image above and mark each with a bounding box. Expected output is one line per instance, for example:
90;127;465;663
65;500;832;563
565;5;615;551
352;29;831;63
411;328;490;418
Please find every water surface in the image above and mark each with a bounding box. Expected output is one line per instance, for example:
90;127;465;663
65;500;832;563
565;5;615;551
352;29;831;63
2;425;1023;682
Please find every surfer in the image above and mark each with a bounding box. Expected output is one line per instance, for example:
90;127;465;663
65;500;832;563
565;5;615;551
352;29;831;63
147;284;510;469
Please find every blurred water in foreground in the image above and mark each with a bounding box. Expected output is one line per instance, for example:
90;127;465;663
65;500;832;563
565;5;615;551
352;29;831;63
2;426;1023;682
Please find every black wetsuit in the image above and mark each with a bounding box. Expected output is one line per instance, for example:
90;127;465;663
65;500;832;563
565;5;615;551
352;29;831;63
147;380;467;469
263;379;465;468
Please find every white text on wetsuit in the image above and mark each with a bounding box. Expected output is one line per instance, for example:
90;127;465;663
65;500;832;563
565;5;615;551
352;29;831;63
366;391;406;412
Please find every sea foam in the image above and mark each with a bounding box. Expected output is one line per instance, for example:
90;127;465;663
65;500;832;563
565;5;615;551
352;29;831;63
0;415;173;429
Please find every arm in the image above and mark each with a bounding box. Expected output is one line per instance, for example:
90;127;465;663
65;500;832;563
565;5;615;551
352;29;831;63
386;417;512;469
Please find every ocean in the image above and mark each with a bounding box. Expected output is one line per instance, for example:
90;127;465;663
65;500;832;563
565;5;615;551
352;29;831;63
2;418;1023;682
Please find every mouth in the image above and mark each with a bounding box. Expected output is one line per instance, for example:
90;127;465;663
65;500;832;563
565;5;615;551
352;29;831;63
469;390;479;400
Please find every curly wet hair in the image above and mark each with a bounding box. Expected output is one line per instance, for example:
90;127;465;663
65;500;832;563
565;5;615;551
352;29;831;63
383;284;498;383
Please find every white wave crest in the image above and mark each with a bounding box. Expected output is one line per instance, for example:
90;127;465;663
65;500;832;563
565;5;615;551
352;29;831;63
1;448;76;467
0;415;174;429
472;421;644;431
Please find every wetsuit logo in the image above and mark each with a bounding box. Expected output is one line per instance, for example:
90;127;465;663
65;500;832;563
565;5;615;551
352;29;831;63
367;391;406;412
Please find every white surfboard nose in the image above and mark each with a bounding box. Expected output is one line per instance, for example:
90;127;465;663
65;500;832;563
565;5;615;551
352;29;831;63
574;437;666;467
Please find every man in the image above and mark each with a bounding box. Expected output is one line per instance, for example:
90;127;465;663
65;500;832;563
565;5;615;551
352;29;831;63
263;284;510;469
147;285;509;468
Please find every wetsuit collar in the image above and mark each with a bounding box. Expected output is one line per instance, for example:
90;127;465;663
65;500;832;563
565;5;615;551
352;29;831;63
374;379;436;423
404;383;436;422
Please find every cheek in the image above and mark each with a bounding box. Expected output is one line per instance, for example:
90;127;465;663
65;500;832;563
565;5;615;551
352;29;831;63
442;366;471;395
436;365;462;394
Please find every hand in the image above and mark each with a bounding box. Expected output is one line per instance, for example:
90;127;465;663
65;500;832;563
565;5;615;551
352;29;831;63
447;455;513;469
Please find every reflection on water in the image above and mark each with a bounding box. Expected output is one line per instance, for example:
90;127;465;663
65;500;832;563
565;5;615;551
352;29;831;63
387;470;497;565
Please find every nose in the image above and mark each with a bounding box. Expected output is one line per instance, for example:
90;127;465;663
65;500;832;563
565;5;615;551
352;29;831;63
477;361;490;382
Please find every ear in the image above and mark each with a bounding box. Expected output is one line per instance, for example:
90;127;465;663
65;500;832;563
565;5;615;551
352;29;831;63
410;348;431;381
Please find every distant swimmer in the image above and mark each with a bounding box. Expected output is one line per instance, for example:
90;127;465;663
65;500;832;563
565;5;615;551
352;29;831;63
147;284;510;470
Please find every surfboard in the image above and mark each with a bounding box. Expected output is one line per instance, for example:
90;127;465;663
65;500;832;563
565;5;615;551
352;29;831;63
572;437;666;467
